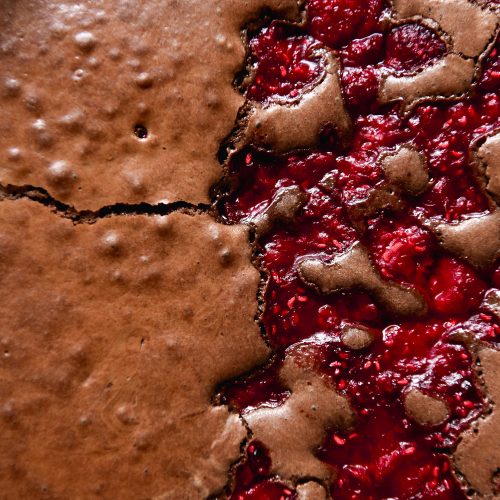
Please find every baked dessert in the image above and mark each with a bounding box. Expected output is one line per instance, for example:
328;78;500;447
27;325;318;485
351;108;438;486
0;0;498;499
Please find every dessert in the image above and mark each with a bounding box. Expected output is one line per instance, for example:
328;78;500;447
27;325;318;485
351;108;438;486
0;0;499;499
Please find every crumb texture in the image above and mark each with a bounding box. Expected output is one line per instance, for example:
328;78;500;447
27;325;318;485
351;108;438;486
0;199;269;498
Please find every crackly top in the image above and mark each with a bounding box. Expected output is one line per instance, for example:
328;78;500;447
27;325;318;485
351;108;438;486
0;0;299;210
0;199;269;498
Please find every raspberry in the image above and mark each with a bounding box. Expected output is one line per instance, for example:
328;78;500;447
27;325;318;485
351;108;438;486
341;33;384;67
428;258;487;316
307;0;383;49
385;24;447;73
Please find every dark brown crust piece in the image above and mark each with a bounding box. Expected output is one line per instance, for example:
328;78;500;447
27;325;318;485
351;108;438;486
345;183;405;233
428;211;500;270
482;289;500;320
296;481;328;499
380;145;429;196
244;338;354;483
298;242;427;318
243;49;351;152
248;185;308;238
404;389;449;427
380;55;476;109
454;348;500;496
0;0;300;210
0;199;269;498
477;132;500;204
341;323;374;350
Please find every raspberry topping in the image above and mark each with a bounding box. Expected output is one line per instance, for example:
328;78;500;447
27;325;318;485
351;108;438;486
428;257;487;316
247;23;323;102
384;24;447;73
221;1;500;498
307;0;384;49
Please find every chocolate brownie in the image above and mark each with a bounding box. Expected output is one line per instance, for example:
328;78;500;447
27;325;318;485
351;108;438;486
1;0;499;499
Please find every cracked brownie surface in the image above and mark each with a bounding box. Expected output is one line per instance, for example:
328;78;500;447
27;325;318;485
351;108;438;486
1;0;500;499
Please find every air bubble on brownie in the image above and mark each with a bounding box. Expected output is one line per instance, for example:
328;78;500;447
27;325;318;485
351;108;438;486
99;231;122;254
74;31;97;52
6;147;22;162
122;169;146;194
3;78;21;98
46;160;77;187
135;72;154;89
133;124;148;139
153;215;171;235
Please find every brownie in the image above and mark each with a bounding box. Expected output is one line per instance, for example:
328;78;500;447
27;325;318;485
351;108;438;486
0;1;499;499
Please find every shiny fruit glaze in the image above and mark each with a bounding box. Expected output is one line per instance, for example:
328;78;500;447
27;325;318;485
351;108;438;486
221;1;500;499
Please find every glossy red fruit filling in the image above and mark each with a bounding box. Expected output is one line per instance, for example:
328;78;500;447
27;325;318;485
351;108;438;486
247;22;323;102
222;4;500;500
428;258;487;316
384;24;447;73
307;0;384;49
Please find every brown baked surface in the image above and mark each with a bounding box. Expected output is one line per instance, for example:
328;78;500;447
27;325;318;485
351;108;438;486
0;199;270;498
0;0;298;210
